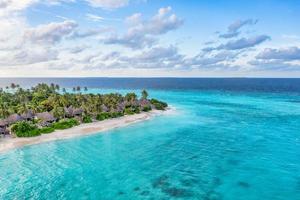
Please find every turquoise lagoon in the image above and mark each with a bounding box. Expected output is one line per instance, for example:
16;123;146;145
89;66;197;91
0;88;300;199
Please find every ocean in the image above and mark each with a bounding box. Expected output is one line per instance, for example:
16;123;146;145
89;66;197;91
0;78;300;199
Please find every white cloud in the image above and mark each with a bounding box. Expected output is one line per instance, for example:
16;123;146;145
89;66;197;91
85;0;128;9
0;0;37;16
219;19;258;39
218;35;270;50
125;13;141;25
86;13;105;21
24;20;78;44
103;6;183;49
256;47;300;60
71;27;112;38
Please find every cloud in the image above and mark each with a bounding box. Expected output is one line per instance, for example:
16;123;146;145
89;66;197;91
103;34;156;49
0;0;37;16
228;19;258;33
256;47;300;60
0;47;58;66
71;27;112;38
84;46;243;71
24;20;78;44
217;35;270;50
185;51;241;70
103;6;183;49
219;19;258;39
249;46;300;71
249;59;300;71
83;45;185;69
125;13;141;25
86;13;105;21
129;45;183;64
219;31;239;39
85;0;128;9
130;6;183;35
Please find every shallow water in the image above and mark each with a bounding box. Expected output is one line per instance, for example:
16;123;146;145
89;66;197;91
0;88;300;199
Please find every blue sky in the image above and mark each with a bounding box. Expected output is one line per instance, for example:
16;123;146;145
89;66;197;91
0;0;300;77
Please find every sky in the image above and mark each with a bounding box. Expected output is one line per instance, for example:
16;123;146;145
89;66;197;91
0;0;300;77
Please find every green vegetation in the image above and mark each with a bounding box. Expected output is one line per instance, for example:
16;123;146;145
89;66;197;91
38;127;55;134
96;113;111;121
11;121;40;137
142;105;152;112
82;115;93;123
150;99;168;110
51;118;79;130
0;83;168;137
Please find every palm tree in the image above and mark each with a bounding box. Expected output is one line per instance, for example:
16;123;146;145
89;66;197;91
141;89;148;99
55;84;60;91
10;83;16;90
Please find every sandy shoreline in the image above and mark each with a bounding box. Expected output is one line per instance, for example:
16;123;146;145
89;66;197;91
0;109;171;154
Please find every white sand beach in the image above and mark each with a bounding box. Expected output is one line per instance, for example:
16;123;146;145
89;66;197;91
0;109;172;154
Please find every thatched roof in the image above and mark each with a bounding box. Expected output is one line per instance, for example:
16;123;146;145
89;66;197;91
101;104;109;112
73;108;84;115
0;119;8;127
131;100;139;107
64;106;74;117
64;107;83;117
139;99;150;107
0;127;5;133
6;114;23;125
21;110;34;120
116;102;125;112
0;127;9;134
36;112;56;122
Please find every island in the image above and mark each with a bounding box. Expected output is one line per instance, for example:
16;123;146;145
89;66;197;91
0;83;168;152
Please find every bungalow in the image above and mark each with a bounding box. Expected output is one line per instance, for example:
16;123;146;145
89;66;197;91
101;104;109;112
21;110;34;121
116;102;125;113
6;114;23;125
73;108;84;116
0;119;8;128
64;107;74;118
139;99;150;107
0;127;9;135
64;107;84;118
36;112;57;127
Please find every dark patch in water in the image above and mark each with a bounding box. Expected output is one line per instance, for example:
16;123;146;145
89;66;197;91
117;191;125;195
237;181;250;188
212;177;222;187
227;159;240;166
180;178;199;187
152;175;170;189
288;100;300;103
133;187;140;191
178;169;197;178
188;155;198;160
203;190;222;200
161;187;193;198
140;190;150;196
195;100;257;110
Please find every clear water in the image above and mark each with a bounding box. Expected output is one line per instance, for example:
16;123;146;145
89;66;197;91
0;80;300;199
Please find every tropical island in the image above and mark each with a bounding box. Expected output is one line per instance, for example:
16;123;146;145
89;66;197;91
0;83;168;151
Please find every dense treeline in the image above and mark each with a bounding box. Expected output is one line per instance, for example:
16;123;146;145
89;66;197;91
0;83;168;137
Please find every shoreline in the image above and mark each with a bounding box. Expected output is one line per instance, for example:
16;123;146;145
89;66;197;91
0;109;172;154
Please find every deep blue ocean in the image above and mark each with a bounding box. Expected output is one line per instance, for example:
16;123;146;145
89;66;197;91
0;78;300;200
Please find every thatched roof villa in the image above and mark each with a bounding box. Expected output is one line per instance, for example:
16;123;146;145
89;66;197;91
21;110;34;121
6;114;23;125
36;112;57;122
